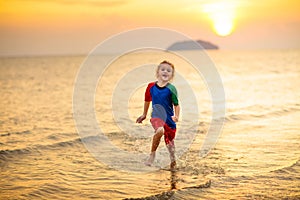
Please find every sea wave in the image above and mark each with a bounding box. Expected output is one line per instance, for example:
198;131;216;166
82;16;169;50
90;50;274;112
0;135;90;161
271;158;300;174
123;180;211;200
225;103;300;123
0;130;31;137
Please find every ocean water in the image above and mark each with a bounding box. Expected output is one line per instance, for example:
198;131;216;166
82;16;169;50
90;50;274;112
0;50;299;199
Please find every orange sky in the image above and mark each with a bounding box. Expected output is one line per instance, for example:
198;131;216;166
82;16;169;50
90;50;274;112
0;0;300;56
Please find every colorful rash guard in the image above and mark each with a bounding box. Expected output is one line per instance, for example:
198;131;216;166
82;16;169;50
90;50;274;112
145;82;179;129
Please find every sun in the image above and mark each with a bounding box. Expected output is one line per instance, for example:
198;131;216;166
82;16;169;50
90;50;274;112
203;1;236;37
211;12;234;36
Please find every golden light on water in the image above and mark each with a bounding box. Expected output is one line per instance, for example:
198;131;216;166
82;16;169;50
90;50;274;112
203;1;236;36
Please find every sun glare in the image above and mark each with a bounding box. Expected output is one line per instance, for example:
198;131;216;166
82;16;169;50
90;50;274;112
211;12;234;36
203;1;236;36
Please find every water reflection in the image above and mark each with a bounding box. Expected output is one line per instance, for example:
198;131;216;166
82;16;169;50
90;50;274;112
170;162;177;190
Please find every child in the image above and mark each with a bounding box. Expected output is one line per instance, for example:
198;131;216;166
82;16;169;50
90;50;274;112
136;60;180;168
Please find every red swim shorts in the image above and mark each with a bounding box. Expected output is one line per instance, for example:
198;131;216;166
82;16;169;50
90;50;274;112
150;118;176;145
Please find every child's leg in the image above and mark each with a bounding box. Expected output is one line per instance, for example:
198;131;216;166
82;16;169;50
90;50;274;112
164;125;176;168
151;127;164;152
145;127;164;166
167;141;176;168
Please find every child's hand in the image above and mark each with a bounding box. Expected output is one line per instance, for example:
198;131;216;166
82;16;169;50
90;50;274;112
171;116;178;122
136;114;146;123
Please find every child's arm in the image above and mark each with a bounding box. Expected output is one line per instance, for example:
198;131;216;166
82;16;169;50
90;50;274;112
172;105;180;122
136;101;150;123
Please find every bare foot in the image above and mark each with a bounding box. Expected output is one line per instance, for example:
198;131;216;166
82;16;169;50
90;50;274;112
144;153;155;166
167;142;176;164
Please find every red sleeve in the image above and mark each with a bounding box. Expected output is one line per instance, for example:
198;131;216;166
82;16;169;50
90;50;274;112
145;82;155;101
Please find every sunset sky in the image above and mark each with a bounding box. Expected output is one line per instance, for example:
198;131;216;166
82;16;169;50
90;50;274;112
1;0;299;56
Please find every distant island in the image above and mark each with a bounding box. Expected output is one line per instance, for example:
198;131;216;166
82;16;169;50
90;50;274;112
167;40;219;50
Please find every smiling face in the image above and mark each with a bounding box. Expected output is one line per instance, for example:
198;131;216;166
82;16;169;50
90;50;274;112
156;62;174;83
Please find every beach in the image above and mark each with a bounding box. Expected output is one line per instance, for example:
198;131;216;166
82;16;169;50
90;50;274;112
0;50;299;199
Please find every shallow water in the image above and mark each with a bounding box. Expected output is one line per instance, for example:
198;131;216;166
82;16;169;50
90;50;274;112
1;50;300;199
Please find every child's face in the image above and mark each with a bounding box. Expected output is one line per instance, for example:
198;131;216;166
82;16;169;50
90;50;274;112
157;63;174;82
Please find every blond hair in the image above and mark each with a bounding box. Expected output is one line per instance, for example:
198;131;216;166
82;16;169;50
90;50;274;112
156;60;175;81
